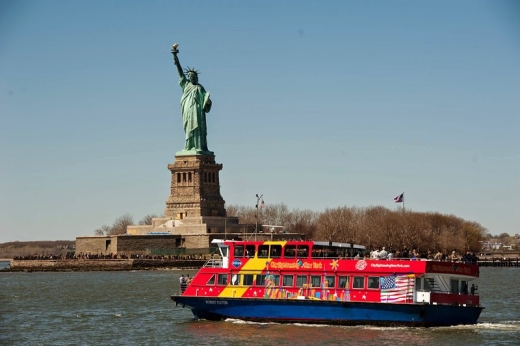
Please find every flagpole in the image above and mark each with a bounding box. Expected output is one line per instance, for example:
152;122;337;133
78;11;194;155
403;192;405;212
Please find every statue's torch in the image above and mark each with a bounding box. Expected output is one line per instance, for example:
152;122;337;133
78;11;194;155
171;43;179;55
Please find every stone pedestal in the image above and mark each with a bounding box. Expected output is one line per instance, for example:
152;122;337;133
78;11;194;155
164;154;226;219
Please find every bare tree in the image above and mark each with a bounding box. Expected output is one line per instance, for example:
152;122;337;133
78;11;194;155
462;221;486;252
262;203;292;229
108;213;134;235
315;207;355;243
226;204;238;217
94;225;111;236
227;204;257;224
139;214;159;226
289;209;319;239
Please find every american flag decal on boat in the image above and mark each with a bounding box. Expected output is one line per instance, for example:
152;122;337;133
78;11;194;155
380;275;414;303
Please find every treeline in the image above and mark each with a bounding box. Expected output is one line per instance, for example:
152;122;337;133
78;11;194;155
0;240;75;259
94;204;486;254
227;204;486;254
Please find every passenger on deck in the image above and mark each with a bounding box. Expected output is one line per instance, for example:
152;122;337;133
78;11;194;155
450;251;459;262
180;274;188;293
471;284;478;295
379;247;388;260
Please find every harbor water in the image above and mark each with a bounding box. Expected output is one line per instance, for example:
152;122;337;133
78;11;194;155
1;264;519;345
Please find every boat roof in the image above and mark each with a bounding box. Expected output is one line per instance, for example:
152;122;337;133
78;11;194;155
211;239;365;250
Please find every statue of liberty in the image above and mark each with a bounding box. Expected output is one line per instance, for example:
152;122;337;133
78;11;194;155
171;43;213;155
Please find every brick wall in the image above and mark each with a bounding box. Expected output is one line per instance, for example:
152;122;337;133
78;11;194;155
116;235;181;255
75;237;112;255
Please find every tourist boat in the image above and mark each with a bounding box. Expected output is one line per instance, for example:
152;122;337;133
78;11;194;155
171;239;483;326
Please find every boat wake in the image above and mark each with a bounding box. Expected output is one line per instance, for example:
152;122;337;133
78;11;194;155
226;319;410;329
225;318;520;331
448;321;520;331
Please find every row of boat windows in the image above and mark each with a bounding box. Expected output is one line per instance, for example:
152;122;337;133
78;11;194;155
206;273;392;290
232;244;366;259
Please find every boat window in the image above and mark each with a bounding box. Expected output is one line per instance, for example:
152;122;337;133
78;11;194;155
245;245;256;258
220;246;229;258
217;274;228;285
283;275;294;287
258;245;269;258
296;275;307;287
269;274;280;286
270;245;282;258
231;274;242;285
256;274;266;286
415;277;422;291
450;279;459;294
297;245;309;258
243;274;254;286
207;274;216;285
353;276;364;289
461;280;468;295
234;245;244;258
329;248;339;258
338;276;349;288
284;245;297;258
310;275;321;288
368;276;379;289
312;245;327;258
336;247;348;258
352;250;362;258
257;274;280;286
325;275;335;288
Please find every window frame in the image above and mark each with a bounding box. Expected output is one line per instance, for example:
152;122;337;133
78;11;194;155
353;276;365;289
282;274;294;287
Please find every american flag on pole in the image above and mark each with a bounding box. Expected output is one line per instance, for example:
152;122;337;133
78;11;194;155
380;275;414;303
394;193;404;203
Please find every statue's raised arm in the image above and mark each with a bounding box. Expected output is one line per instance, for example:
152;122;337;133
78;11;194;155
171;43;184;78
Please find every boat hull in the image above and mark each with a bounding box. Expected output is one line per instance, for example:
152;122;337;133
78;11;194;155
171;295;483;327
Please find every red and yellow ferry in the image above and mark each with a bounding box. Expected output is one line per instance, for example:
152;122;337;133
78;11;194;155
171;239;483;326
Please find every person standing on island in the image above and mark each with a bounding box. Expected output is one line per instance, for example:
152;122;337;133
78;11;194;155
171;43;212;153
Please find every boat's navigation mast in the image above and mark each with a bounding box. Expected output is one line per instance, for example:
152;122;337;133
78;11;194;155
255;193;263;241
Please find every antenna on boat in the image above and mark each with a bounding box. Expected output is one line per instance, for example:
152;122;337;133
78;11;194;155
255;193;263;241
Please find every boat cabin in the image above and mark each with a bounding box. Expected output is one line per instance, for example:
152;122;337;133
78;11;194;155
182;239;480;308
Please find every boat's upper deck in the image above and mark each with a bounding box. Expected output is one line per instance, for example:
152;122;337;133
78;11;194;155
205;239;479;278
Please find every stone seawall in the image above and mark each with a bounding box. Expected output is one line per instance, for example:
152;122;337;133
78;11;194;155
8;259;206;272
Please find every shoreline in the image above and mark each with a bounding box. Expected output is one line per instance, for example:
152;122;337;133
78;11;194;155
2;255;519;272
2;258;206;272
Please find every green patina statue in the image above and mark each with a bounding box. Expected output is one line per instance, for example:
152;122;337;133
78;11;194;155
171;43;213;156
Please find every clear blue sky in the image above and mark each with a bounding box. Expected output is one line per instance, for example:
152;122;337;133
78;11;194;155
1;0;519;243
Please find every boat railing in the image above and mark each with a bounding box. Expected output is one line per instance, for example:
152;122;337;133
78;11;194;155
202;258;223;268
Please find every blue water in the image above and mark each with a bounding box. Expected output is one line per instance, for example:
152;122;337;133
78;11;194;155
0;261;9;270
0;267;518;345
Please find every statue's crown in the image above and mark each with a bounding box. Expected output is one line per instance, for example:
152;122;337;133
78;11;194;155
184;67;199;75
